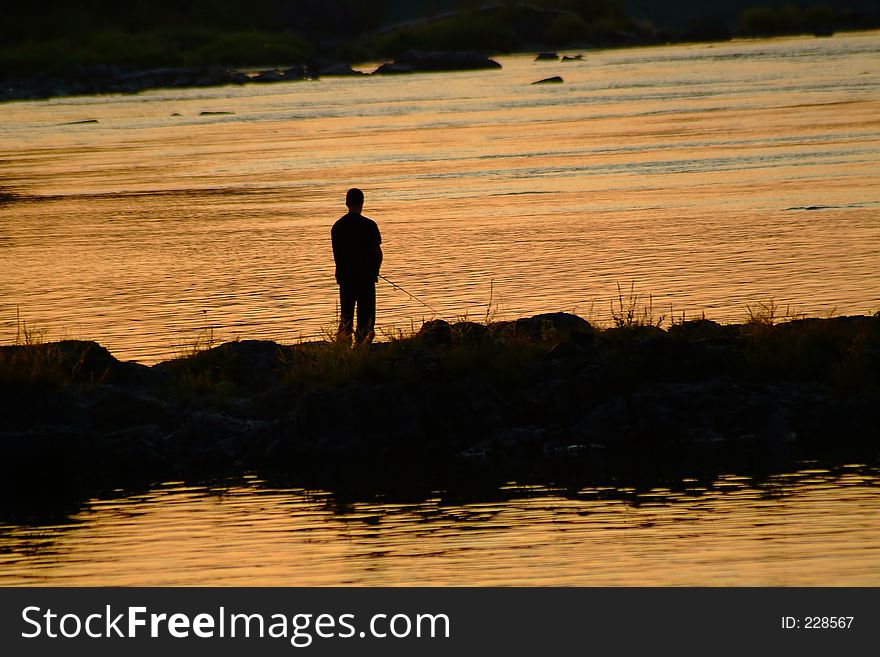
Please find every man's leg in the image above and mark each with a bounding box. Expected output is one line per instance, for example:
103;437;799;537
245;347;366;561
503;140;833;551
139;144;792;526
337;285;355;343
355;282;376;345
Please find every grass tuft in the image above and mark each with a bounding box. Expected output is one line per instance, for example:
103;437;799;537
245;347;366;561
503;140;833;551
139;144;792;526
611;282;665;329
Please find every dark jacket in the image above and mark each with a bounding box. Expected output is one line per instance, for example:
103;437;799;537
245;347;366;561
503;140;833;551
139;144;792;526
331;212;382;286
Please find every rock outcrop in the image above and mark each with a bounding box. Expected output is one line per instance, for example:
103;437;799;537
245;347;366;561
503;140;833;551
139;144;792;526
1;313;878;492
374;51;502;75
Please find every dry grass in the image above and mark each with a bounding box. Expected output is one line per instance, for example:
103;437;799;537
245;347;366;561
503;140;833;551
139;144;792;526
1;308;71;389
610;282;665;329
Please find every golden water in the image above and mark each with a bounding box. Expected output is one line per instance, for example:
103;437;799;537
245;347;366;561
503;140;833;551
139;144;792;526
2;34;879;363
2;468;879;586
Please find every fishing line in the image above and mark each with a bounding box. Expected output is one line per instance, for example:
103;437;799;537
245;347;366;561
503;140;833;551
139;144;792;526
379;275;439;315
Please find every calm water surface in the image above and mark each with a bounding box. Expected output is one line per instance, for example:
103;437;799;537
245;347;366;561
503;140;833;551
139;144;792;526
2;34;879;363
2;465;879;585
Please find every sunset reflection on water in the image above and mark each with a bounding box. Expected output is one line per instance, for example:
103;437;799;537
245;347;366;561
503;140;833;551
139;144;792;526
2;468;879;586
1;34;879;363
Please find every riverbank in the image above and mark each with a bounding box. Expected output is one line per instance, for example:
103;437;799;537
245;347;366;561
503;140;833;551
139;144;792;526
4;1;879;102
2;312;878;498
3;28;878;103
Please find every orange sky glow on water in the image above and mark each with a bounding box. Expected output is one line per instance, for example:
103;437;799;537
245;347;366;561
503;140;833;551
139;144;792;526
1;35;879;363
3;470;879;586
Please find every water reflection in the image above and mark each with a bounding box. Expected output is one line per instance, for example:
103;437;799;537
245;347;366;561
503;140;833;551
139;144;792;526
2;458;878;586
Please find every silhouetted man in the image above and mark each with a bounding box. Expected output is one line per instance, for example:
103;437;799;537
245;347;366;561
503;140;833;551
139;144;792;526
331;188;383;344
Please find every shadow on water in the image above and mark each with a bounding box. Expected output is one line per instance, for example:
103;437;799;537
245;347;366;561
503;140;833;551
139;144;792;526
3;434;878;528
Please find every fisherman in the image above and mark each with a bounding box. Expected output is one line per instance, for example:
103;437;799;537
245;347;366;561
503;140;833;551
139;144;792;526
331;188;383;344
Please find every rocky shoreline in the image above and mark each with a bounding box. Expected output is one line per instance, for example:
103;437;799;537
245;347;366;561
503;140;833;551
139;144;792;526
0;51;502;103
2;312;878;495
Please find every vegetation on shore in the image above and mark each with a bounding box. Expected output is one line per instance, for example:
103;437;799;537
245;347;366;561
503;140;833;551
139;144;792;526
2;1;878;83
1;298;878;513
4;300;879;398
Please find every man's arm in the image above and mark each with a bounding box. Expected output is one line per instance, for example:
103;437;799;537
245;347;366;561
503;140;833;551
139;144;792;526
374;225;383;280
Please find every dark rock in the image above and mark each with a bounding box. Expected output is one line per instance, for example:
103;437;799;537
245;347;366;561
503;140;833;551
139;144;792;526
168;411;269;466
101;424;171;475
84;386;174;433
603;325;668;342
450;321;490;344
154;340;288;391
514;312;591;341
60;119;99;125
532;76;564;85
251;69;286;83
318;64;365;77
562;55;583;61
2;313;878;495
484;426;548;457
372;62;417;75
535;52;559;61
0;340;150;386
668;319;738;344
374;51;501;74
199;111;235;116
416;319;453;347
546;340;583;361
283;65;309;80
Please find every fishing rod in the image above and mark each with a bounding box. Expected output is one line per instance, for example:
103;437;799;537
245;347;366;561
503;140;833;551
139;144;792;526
379;275;439;315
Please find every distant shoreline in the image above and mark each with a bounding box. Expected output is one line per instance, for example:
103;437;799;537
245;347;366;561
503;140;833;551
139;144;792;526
2;29;877;104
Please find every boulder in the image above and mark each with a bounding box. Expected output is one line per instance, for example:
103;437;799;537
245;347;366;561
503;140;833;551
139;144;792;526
283;65;309;80
318;64;365;77
154;340;288;391
535;52;559;61
416;319;453;347
0;340;150;386
450;321;490;344
532;76;564;85
373;62;417;75
514;313;591;341
251;69;286;83
668;319;738;344
374;51;501;74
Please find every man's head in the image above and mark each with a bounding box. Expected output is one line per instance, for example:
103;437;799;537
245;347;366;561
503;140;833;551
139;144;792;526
346;188;364;213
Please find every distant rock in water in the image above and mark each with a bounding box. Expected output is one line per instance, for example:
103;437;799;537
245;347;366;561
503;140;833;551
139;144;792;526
532;76;564;85
283;65;309;80
535;52;559;61
562;55;583;62
251;69;286;83
60;119;99;125
250;67;309;83
374;51;502;74
318;64;366;77
199;111;235;116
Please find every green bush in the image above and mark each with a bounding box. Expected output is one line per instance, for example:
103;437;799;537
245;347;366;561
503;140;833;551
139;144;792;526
741;7;782;34
740;3;837;36
546;14;590;44
371;13;521;57
191;31;312;67
0;28;313;76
